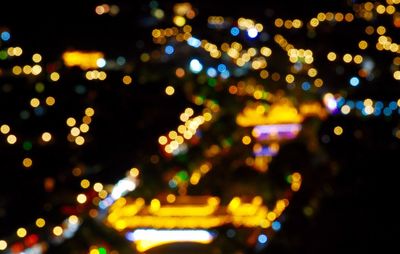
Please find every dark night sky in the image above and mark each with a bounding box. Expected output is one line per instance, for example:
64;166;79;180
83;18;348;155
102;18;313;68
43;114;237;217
1;0;399;253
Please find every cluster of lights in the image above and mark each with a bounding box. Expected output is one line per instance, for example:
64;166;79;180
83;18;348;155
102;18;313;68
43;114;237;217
95;3;119;16
338;98;400;117
66;107;94;146
0;31;140;252
158;107;213;155
308;12;355;28
287;172;302;192
274;18;303;29
85;70;107;80
1;0;400;252
1;123;17;145
107;195;290;235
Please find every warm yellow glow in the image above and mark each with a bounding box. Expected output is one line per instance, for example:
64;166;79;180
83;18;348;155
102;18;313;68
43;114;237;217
130;167;140;177
122;75;132;85
30;98;40;108
353;55;363;64
242;135;251;145
75;136;85;146
299;102;327;119
23;65;32;74
46;96;56;106
32;53;42;63
7;134;17;144
93;182;103;192
42;132;52;142
71;127;80;136
173;16;186;26
36;218;46;228
90;249;99;254
327;52;336;61
236;100;303;127
358;40;368;50
66;117;76;127
334;126;343;136
285;74;295;83
80;123;90;133
0;124;10;134
107;195;281;230
62;51;104;70
12;65;22;75
53;226;63;236
307;68;317;77
158;135;168;145
81;179;90;189
394;70;400;80
99;190;108;199
50;72;60;81
167;194;176;203
16;227;27;238
341;105;351;115
310;18;319;27
83;115;92;124
133;229;213;252
343;53;352;63
165;85;175;95
22;157;33;168
314;78;324;87
77;193;87;204
31;65;42;75
85;107;95;116
68;215;79;224
0;240;7;250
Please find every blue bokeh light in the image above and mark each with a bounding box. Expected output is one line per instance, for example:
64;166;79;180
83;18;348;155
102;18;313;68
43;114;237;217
187;37;201;48
165;45;174;55
217;64;226;72
230;27;240;36
301;82;311;91
349;76;360;87
1;31;10;41
272;221;281;231
207;67;217;78
258;234;268;244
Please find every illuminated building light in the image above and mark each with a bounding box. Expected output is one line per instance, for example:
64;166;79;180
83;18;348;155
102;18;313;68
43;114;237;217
126;229;214;252
62;51;104;70
236;100;303;127
252;124;302;141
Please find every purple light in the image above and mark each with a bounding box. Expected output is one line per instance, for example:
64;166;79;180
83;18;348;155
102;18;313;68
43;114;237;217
253;124;301;141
